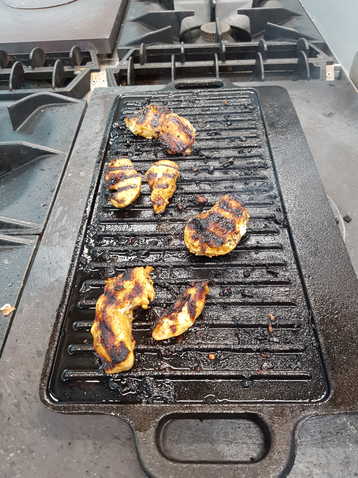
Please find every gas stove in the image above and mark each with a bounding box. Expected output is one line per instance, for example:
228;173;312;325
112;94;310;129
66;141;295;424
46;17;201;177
112;0;334;86
1;2;358;477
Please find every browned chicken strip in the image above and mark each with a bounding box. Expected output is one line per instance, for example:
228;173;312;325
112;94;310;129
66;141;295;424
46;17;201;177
104;158;142;209
124;104;196;155
91;266;155;374
184;195;250;257
152;282;209;341
105;158;142;208
145;160;180;214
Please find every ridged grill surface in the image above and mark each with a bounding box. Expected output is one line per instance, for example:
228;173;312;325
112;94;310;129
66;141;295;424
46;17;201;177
49;88;328;404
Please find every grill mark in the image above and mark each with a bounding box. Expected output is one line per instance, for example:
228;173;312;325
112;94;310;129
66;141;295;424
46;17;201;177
187;294;197;319
112;184;138;194
106;341;130;366
146;172;156;182
122;269;135;282
162;172;178;179
99;319;114;350
106;165;135;171
187;217;226;247
156;182;170;189
160;133;189;154
218;198;245;216
187;211;236;247
106;173;140;186
128;282;143;300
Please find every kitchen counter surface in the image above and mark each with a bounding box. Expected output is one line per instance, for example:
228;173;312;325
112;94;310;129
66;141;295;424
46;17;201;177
1;78;358;478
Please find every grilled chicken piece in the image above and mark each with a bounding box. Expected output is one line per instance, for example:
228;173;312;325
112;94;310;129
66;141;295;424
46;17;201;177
145;160;180;214
91;266;155;374
184;195;250;257
152;282;209;341
124;104;169;139
104;158;141;208
159;112;196;155
124;104;196;155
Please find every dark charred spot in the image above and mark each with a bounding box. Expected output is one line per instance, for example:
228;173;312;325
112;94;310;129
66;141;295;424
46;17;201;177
107;172;140;188
187;218;224;247
187;297;197;319
99;319;115;347
104;291;118;305
187;211;236;247
122;269;134;282
218;198;244;216
208;212;236;233
128;281;143;300
106;341;130;365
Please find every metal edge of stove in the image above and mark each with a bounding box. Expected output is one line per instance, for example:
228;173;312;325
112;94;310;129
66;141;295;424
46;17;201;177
36;85;358;478
0;68;92;100
0;91;87;352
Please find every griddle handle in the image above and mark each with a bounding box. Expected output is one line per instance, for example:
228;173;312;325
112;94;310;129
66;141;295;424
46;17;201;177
130;410;300;478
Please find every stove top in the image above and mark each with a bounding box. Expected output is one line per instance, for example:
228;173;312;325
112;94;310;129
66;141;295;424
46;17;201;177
0;0;127;54
1;2;358;477
117;0;324;47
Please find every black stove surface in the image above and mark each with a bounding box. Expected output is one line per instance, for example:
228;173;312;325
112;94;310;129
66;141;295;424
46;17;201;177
117;0;324;46
0;0;127;54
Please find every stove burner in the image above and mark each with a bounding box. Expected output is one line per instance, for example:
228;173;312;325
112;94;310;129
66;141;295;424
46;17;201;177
200;22;231;42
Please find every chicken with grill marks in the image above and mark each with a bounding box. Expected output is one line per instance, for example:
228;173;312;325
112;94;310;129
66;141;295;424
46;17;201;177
91;266;155;374
124;104;196;155
105;158;141;209
184;194;250;257
145;160;180;214
152;282;209;341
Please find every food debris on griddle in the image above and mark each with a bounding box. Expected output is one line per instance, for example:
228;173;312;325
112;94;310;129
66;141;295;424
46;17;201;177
195;195;208;205
0;304;16;316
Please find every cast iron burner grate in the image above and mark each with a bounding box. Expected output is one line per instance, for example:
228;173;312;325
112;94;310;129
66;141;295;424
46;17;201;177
47;88;327;405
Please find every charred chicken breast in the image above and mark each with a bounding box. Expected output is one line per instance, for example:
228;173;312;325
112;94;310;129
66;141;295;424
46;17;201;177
91;266;155;374
145;160;180;214
158;112;196;155
184;195;250;257
105;158;141;209
124;104;196;155
152;281;209;341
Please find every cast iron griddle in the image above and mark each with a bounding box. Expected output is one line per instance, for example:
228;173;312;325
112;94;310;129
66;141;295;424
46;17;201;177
41;86;358;477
